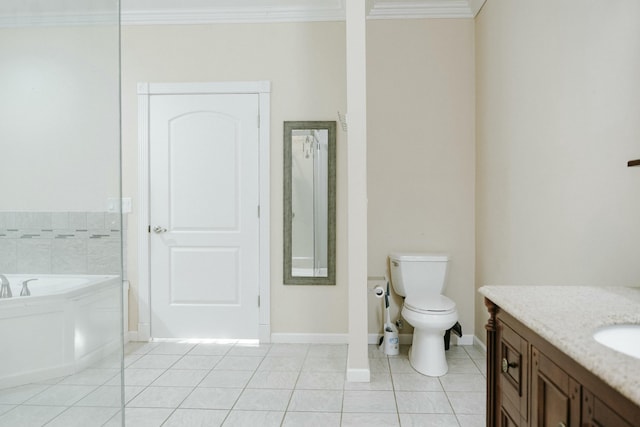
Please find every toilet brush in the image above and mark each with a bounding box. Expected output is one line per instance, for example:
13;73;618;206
380;277;399;355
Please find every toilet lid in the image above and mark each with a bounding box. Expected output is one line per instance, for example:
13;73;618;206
404;295;456;314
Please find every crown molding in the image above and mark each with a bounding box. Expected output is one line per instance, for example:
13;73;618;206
367;0;486;20
121;0;346;25
0;0;485;28
121;8;344;26
121;0;485;25
0;12;117;28
468;0;487;16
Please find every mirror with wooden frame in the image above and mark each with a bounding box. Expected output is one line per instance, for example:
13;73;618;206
283;121;336;285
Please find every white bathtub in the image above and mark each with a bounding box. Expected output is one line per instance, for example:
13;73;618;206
0;274;122;389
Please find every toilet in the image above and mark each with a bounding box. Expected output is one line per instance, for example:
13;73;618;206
389;252;458;377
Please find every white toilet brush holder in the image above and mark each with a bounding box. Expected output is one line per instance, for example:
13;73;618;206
381;323;399;356
378;278;399;356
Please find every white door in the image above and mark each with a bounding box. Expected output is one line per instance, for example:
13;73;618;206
149;93;260;339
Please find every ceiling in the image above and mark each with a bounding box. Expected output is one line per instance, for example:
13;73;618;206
0;0;485;27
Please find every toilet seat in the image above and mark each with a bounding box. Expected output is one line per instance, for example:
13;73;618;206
404;295;456;315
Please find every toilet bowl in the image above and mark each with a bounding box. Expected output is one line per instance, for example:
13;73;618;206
401;295;458;376
389;253;459;377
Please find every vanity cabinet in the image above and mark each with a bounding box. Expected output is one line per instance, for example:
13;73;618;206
530;346;581;427
486;298;640;427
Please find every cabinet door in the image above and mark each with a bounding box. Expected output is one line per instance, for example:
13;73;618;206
531;347;581;427
498;319;529;425
582;389;633;427
501;393;525;427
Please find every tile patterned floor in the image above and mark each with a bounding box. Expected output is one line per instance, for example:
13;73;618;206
0;342;487;426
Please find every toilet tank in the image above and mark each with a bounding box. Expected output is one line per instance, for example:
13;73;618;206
389;253;449;297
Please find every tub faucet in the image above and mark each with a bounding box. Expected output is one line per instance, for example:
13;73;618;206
20;279;37;297
0;274;11;298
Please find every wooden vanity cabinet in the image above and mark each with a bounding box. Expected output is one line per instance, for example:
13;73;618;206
530;346;581;427
485;298;640;427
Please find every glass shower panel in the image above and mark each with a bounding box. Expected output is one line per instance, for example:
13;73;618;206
0;1;123;426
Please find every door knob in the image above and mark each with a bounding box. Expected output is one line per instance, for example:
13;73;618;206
501;358;518;373
153;226;167;233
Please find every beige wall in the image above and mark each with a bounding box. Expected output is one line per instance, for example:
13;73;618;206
122;19;478;339
366;19;476;338
475;0;640;341
121;22;349;334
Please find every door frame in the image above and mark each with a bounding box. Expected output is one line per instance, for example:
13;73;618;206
136;81;271;342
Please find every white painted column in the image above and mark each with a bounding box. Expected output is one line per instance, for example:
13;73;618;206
346;0;370;382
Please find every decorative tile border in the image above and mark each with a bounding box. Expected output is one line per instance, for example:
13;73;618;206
0;212;126;276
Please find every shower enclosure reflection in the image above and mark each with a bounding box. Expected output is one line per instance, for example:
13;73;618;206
0;1;123;425
284;121;336;285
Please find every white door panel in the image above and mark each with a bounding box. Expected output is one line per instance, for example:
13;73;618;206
169;247;239;304
169;112;239;230
149;93;259;339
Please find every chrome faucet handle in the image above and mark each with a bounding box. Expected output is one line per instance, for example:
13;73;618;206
20;279;37;297
0;274;11;298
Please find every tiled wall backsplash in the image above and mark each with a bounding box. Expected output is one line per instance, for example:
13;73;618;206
0;212;126;276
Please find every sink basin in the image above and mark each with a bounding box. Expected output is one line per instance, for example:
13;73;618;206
593;324;640;360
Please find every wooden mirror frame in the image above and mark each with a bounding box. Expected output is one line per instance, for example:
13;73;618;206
283;121;336;285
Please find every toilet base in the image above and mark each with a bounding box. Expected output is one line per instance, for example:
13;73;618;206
408;328;449;377
400;305;458;377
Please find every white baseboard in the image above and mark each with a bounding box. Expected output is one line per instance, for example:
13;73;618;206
127;330;485;350
346;368;371;382
259;324;271;343
453;334;475;346
367;333;413;345
270;333;348;344
473;335;487;353
127;331;143;342
137;323;151;342
367;333;476;347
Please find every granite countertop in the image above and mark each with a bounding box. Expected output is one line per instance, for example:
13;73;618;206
479;285;640;406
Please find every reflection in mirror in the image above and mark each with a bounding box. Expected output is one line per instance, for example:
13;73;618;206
284;121;336;285
292;128;328;277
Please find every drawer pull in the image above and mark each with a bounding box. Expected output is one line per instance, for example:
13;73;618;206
501;358;518;373
558;423;567;427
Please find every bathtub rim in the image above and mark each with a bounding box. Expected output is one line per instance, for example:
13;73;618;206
0;274;119;308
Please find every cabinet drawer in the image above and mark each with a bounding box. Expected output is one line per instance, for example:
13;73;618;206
498;319;528;420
